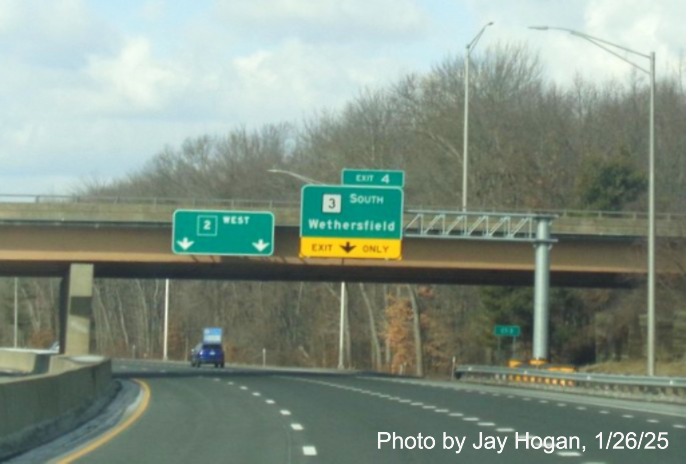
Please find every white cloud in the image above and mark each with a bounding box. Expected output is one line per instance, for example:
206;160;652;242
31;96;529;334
0;0;684;195
223;39;408;125
139;0;166;22
85;37;189;113
214;0;429;44
0;0;115;68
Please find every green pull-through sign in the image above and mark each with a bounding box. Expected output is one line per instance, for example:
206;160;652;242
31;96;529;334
172;210;274;256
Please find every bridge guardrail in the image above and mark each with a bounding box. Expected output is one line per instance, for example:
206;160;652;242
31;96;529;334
0;194;684;224
455;365;686;403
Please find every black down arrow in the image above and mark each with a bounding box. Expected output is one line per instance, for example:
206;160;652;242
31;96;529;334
340;241;357;253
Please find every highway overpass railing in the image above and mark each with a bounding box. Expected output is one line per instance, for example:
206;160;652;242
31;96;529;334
455;365;686;404
0;194;684;237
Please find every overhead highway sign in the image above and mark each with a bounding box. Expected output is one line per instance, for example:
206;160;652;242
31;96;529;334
300;185;403;259
172;210;274;256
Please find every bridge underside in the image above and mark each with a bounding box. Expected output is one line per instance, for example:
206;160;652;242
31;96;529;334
0;224;682;288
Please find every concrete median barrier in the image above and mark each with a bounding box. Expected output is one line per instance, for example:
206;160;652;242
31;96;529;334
0;349;114;460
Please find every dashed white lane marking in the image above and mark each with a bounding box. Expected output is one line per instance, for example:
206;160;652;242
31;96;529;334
240;386;248;390
227;381;234;385
622;414;633;419
252;392;261;397
280;410;291;416
672;424;685;429
303;446;317;456
266;399;275;405
647;419;659;423
213;378;220;382
291;423;304;431
286;375;639;460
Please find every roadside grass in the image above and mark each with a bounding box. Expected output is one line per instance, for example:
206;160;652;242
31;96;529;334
579;359;686;377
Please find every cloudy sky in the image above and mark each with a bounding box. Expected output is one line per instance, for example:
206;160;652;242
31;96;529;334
0;0;684;195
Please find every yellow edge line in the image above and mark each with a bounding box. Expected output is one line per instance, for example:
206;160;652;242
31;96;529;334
56;379;151;464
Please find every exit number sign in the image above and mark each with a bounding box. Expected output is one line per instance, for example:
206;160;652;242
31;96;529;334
341;169;405;188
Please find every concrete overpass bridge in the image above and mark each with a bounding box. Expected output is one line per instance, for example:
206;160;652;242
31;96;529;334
0;195;683;285
0;195;684;356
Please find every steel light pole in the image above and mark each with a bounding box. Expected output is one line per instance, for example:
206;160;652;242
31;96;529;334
13;278;19;348
267;169;348;369
463;21;493;211
529;26;656;376
163;278;170;361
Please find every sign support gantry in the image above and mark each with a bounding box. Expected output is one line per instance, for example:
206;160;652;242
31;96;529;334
405;209;556;362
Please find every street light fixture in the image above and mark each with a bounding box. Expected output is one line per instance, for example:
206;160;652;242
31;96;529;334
529;25;656;376
463;21;493;211
267;168;347;370
267;169;323;185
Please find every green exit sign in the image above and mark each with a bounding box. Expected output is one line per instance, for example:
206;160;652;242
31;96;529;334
300;185;404;239
341;169;405;187
493;325;521;337
172;210;274;256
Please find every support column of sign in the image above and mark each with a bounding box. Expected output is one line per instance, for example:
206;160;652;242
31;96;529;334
532;218;552;362
59;263;95;355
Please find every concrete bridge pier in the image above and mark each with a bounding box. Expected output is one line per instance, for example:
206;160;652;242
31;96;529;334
59;263;95;355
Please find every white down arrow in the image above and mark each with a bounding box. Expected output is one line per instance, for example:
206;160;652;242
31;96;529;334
177;237;194;250
252;239;270;252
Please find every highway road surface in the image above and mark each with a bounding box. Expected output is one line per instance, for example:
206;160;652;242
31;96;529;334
22;360;688;463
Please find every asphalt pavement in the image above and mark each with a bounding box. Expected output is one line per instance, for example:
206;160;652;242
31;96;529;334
13;360;687;464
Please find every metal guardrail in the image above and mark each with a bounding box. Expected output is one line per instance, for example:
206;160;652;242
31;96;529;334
455;365;686;403
0;194;297;210
0;193;684;222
